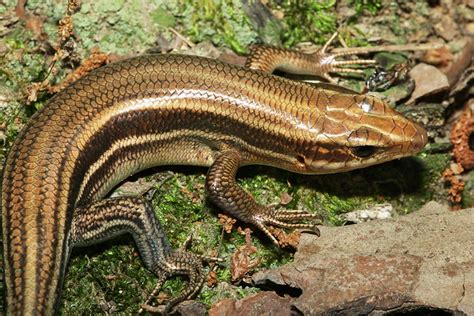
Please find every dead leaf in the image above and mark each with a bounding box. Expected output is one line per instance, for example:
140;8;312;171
279;192;292;205
15;0;26;18
444;37;474;86
466;22;474;36
268;226;300;249
180;187;200;203
421;46;453;67
26;81;49;104
218;214;236;234
24;14;46;41
58;15;74;44
442;163;465;208
207;270;218;287
230;228;260;282
48;48;110;94
450;100;474;170
406;63;449;104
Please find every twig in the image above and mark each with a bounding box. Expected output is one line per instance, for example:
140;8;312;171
334;42;444;53
168;27;195;48
304;42;444;55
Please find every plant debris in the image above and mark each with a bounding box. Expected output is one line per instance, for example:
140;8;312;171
443;163;465;210
450;101;474;170
268;226;301;249
230;228;260;283
48;48;110;94
218;214;236;234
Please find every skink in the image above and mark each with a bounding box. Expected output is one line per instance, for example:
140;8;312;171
1;41;427;314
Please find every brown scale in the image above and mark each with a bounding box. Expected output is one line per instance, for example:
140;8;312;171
2;35;427;314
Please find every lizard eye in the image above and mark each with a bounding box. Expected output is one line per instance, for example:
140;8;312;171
350;146;377;158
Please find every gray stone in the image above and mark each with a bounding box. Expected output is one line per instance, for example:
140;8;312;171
244;201;473;314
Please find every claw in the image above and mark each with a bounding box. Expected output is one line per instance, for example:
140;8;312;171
302;225;321;237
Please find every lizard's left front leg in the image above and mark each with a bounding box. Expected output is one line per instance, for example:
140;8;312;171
246;32;377;83
206;150;320;246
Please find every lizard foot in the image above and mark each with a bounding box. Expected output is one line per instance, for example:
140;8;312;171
252;208;321;246
313;32;377;83
139;250;206;314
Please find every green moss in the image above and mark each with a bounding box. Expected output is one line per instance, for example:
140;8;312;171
174;0;258;54
270;0;337;47
94;0;126;13
26;0;66;20
2;28;48;88
151;7;177;28
348;0;382;16
396;153;451;212
0;23;53;158
150;171;218;248
63;243;154;314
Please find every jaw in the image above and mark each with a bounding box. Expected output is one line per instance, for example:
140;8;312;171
305;151;420;175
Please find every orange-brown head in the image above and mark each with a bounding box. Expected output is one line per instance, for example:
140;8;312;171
296;89;427;174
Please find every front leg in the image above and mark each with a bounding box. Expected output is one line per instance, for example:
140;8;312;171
206;150;320;246
246;32;376;83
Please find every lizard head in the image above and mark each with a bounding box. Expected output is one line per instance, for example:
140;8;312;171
297;90;427;174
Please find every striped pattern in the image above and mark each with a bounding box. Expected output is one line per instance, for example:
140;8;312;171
2;53;427;314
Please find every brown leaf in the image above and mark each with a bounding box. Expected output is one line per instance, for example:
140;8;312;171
48;48;110;94
207;270;218;287
230;228;260;282
279;192;292;205
26;81;49;104
406;63;449;104
444;38;474;86
24;14;46;41
58;15;74;44
15;0;26;18
421;46;453;67
268;226;301;249
442;163;465;208
450;100;474;170
218;214;236;234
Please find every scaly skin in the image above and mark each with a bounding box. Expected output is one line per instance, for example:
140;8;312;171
2;50;426;314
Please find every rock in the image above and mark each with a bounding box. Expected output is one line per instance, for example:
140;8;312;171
175;300;207;316
466;23;474;36
340;203;393;223
213;202;473;314
209;292;292;316
434;15;459;41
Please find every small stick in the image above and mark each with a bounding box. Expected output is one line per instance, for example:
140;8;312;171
303;42;444;55
168;27;195;48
